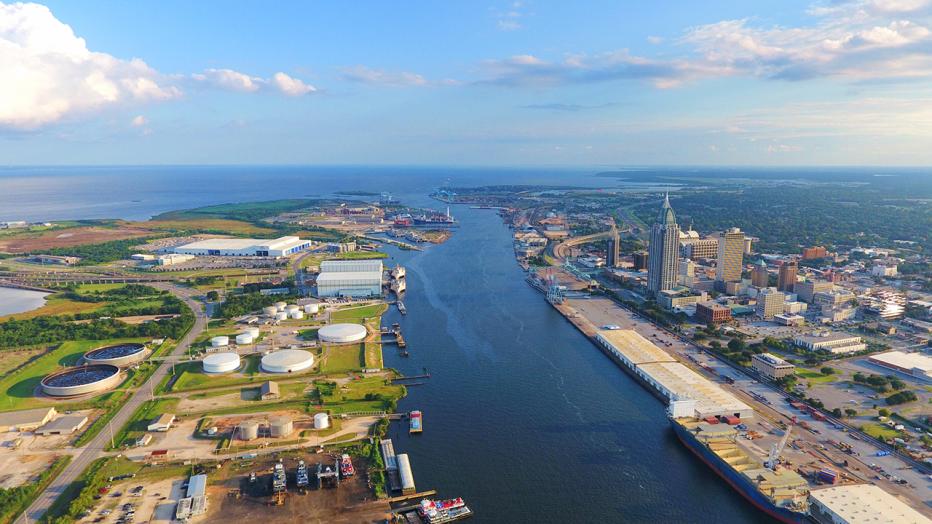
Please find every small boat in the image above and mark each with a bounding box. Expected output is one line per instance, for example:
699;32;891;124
416;498;472;523
409;410;423;433
339;454;355;477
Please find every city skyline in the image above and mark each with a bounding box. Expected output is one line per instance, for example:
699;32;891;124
4;1;932;165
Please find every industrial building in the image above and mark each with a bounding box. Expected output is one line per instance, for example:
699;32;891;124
36;415;88;435
156;253;195;266
808;484;928;524
751;353;795;380
175;474;208;520
794;333;866;355
147;413;175;432
259;380;280;400
260;349;314;373
316;259;384;297
867;351;932;383
0;407;57;432
173;236;311;257
318;323;368;343
397;453;416;495
595;330;753;419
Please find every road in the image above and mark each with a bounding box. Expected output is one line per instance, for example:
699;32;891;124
565;295;932;512
16;283;208;524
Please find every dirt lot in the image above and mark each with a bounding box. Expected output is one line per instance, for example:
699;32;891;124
0;420;88;488
0;225;152;253
84;477;182;524
204;453;390;524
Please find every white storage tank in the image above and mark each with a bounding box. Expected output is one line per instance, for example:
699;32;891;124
262;306;278;316
202;352;241;373
313;413;330;429
274;312;288;321
260;349;314;373
245;327;260;338
274;301;287;312
238;421;259;441
318;323;368;343
235;333;254;345
290;310;304;320
304;303;319;314
210;336;229;348
285;304;300;313
269;416;293;438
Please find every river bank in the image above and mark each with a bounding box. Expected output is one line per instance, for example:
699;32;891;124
0;287;49;316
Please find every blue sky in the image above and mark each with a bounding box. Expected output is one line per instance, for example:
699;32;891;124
2;0;932;165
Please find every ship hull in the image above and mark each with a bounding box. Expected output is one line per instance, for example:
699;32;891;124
671;421;808;524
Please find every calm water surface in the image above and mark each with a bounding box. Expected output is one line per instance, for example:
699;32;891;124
0;287;48;316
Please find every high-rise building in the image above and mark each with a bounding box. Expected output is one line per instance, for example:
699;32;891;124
777;259;798;292
647;195;680;297
795;279;833;303
606;228;620;268
756;288;785;320
751;260;769;288
802;246;828;260
633;251;649;271
716;227;744;285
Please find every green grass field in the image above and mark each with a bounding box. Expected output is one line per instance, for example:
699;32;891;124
321;344;364;373
0;338;142;412
330;303;388;324
796;369;838;384
317;376;403;414
110;397;180;449
860;422;901;441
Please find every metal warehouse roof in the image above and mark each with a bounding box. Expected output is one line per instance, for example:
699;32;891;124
597;330;677;365
186;474;207;498
315;271;382;282
638;361;752;417
809;484;929;524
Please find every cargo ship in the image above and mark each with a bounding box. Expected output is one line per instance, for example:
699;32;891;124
669;403;809;523
340;454;355;477
413;207;456;226
416;497;472;523
409;411;423;433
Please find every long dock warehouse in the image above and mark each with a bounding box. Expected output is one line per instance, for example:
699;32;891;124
173;236;311;257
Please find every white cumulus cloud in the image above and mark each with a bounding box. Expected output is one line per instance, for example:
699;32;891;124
271;72;316;96
130;115;148;127
0;1;180;130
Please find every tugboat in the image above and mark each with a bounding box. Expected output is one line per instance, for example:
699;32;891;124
416;498;472;523
339;454;355;478
409;411;423;434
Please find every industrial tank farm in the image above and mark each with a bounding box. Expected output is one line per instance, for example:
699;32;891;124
260;349;314;373
202;352;241;374
83;343;148;367
41;364;122;397
318;323;368;343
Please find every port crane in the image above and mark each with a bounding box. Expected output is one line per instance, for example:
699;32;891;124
766;426;793;470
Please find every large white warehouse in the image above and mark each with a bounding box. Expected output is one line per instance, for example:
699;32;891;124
261;349;314;373
203;352;241;374
318;323;368;343
316;259;383;298
173;236;311;258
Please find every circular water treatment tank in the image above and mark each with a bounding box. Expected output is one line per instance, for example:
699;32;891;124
313;413;330;429
260;349;314;373
41;364;121;397
238;421;259;440
210;336;229;347
262;306;278;316
318;323;367;343
235;333;254;345
83;343;148;368
245;327;260;338
202;352;241;373
304;303;319;314
290;310;304;320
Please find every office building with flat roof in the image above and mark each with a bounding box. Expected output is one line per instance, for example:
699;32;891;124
696;302;732;324
751;353;795;380
716;227;744;287
756;288;784;320
794;333;866;354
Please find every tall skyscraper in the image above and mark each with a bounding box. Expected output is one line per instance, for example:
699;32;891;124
751;259;769;288
716;227;745;285
777;259;798;292
607;226;620;268
648;194;680;296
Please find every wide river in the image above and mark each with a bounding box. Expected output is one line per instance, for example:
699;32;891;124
380;205;767;522
0;166;772;522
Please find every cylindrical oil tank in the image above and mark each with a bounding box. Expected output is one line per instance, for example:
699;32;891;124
274;301;287;312
269;416;293;438
397;454;415;493
313;413;330;429
274;312;288;321
290;310;304;320
210;336;229;348
238;421;259;441
245;327;260;338
235;333;254;345
285;304;300;313
202;352;240;373
262;306;278;316
304;303;319;314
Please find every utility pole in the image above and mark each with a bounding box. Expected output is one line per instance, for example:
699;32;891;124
108;420;115;450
